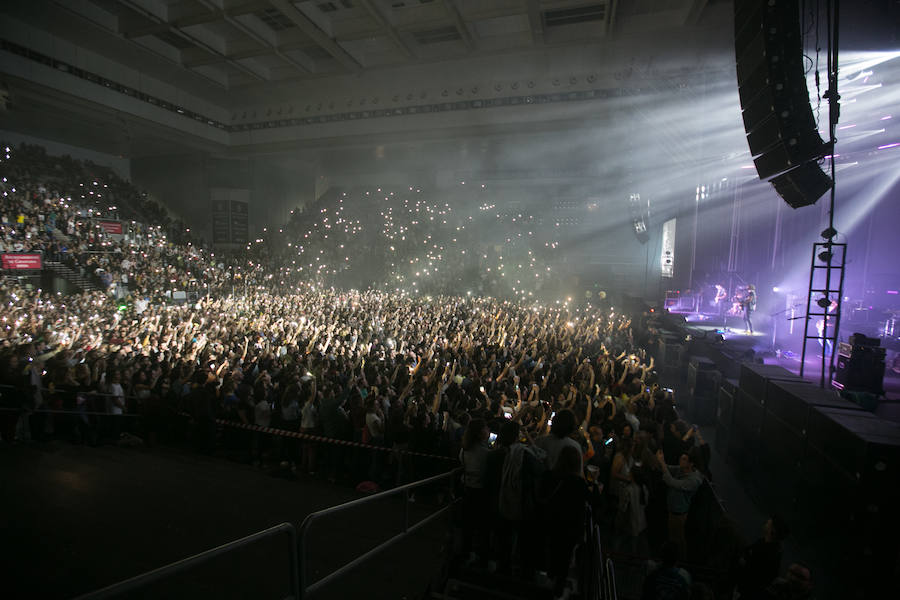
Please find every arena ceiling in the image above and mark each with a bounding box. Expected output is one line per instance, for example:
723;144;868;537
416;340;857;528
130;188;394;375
5;0;714;98
1;1;895;160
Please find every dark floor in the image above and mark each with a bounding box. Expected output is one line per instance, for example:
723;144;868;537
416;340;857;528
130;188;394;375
0;441;449;600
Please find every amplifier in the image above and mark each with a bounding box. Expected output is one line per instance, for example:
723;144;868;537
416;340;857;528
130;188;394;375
849;332;881;347
838;342;886;359
833;347;886;395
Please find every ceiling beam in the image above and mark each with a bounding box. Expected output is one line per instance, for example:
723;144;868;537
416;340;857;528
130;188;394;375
191;0;310;76
123;23;172;38
443;0;474;50
121;4;264;37
48;0;229;89
356;0;416;60
683;0;709;25
112;0;268;82
606;0;618;35
182;40;311;68
524;0;544;45
184;47;267;67
267;0;362;71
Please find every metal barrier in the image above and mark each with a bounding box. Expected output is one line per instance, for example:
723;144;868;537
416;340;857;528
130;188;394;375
605;558;617;600
298;467;460;599
74;522;299;600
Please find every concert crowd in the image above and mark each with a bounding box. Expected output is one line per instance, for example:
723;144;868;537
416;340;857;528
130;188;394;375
0;142;811;600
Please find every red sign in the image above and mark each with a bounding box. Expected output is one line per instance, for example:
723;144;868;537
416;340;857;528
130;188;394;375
98;220;123;235
1;254;42;269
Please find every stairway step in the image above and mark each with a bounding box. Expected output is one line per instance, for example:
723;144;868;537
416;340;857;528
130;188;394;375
445;573;555;600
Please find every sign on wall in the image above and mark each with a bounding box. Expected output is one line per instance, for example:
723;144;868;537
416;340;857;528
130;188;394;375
661;218;676;278
97;220;123;235
2;254;43;269
212;199;230;244
210;189;250;244
230;200;248;244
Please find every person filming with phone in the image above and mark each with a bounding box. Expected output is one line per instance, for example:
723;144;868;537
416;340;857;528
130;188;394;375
655;446;705;560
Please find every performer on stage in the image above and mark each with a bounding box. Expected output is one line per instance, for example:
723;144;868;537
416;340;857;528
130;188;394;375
742;284;757;334
816;298;838;355
714;284;727;317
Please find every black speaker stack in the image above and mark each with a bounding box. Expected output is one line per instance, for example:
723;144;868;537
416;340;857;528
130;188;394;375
687;356;720;425
658;333;685;380
715;378;738;457
724;365;900;588
833;333;886;395
729;364;807;477
734;0;832;208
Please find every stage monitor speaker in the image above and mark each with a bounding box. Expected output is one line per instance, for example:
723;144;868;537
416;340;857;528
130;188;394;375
734;0;832;204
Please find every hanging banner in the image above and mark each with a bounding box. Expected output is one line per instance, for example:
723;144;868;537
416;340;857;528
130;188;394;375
661;218;676;278
2;254;43;269
97;220;123;235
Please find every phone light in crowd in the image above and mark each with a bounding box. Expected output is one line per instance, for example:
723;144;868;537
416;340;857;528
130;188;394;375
773;286;781;293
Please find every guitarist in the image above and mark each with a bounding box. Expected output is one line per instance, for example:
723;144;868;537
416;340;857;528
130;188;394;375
741;284;757;334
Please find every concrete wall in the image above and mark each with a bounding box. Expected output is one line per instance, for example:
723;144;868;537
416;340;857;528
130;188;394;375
0;128;131;179
131;153;318;242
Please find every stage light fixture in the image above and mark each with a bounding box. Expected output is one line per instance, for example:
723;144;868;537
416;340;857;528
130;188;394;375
817;297;832;309
820;226;838;240
818;250;833;263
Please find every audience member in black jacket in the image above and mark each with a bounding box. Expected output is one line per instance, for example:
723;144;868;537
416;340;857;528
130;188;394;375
735;515;790;599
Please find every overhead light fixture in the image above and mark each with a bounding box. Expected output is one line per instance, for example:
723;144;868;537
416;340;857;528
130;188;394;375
817;297;832;309
820;226;838;240
818;250;833;263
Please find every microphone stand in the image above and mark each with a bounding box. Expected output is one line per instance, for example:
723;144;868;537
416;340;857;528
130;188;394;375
769;303;805;352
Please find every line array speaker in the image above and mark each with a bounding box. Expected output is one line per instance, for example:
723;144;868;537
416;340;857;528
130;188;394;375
734;0;832;208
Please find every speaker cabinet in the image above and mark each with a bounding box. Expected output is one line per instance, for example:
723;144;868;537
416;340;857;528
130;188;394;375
734;0;832;206
765;379;860;436
739;363;804;406
833;342;886;395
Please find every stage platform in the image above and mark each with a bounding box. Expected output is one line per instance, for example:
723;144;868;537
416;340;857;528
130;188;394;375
665;309;900;422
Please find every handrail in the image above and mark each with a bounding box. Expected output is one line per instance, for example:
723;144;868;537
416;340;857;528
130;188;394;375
605;557;617;600
298;467;461;599
74;522;299;600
